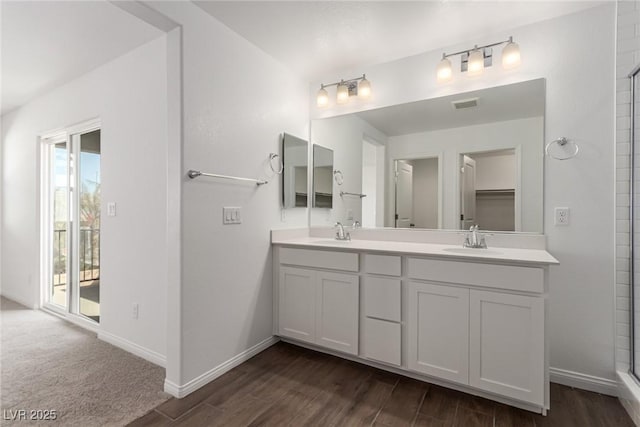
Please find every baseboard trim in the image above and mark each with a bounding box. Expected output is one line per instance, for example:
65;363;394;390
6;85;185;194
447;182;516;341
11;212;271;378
550;367;618;396
617;370;640;425
0;292;38;309
163;336;279;398
98;330;166;368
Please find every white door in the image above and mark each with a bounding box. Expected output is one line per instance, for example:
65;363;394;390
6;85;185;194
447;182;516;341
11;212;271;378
461;155;476;229
316;271;359;355
408;282;469;384
469;290;544;406
395;161;413;228
279;267;316;343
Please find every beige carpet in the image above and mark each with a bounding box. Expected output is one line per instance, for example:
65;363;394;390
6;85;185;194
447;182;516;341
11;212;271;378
0;298;169;426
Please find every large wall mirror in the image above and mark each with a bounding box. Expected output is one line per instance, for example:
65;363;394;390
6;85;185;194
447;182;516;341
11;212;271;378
310;78;545;233
282;133;309;208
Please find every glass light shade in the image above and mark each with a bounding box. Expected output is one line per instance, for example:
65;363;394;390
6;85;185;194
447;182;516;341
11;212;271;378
316;87;329;108
467;49;484;76
436;57;452;83
336;83;349;104
358;78;371;98
502;41;521;69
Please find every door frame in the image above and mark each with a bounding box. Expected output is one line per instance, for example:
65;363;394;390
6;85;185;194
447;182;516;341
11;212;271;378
455;146;522;232
39;118;101;331
388;153;443;229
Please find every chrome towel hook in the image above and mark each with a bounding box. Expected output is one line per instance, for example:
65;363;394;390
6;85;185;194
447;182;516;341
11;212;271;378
269;153;283;174
545;137;579;160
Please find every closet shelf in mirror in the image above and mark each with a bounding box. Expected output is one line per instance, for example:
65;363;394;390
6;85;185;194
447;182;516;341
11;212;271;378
475;189;515;194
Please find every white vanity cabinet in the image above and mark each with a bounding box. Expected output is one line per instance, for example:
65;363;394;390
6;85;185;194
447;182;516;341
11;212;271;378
273;241;555;414
469;290;545;406
315;271;359;354
407;256;546;407
361;254;402;366
277;248;359;355
407;282;469;384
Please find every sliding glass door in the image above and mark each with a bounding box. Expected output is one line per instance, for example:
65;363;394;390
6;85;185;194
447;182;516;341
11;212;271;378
42;124;101;323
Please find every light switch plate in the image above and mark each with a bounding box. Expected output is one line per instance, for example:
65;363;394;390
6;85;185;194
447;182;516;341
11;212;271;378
107;202;117;217
223;207;242;224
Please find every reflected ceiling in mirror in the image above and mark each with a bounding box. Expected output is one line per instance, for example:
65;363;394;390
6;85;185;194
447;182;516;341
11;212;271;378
310;79;545;233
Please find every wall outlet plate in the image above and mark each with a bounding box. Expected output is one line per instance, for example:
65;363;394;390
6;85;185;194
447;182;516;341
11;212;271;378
554;207;570;226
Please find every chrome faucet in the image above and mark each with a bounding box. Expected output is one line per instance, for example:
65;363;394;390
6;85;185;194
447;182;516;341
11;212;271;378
335;222;351;241
352;220;361;229
463;225;487;249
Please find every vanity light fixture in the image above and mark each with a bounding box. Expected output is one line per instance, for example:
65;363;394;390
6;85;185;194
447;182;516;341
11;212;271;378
316;74;371;108
436;36;521;83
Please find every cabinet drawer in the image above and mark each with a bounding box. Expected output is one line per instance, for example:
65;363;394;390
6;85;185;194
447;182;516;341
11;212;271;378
364;254;401;276
407;258;543;293
362;317;401;366
363;277;401;322
280;247;358;272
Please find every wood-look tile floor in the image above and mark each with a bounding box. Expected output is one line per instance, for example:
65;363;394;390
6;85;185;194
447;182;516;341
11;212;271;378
129;342;634;427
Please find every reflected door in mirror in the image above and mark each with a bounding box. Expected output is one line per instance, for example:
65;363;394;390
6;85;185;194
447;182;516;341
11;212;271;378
282;133;309;209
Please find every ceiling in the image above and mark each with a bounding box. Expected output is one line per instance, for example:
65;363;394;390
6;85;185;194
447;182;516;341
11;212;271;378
352;78;545;136
196;1;605;81
1;1;163;115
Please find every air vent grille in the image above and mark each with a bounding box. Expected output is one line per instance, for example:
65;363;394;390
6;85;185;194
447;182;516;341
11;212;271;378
452;97;479;110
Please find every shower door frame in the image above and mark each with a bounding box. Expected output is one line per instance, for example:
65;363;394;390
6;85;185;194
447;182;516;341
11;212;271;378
629;63;640;380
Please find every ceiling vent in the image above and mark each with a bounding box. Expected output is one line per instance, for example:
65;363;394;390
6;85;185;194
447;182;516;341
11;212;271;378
452;97;479;110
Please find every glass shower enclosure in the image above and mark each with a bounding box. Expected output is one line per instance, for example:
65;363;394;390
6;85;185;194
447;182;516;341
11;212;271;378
631;65;640;378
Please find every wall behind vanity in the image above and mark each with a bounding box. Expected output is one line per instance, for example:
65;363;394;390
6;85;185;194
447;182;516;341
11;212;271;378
311;4;616;389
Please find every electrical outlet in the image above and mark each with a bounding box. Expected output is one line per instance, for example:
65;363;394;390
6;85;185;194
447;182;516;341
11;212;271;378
132;303;139;319
223;207;242;224
346;209;354;221
554;207;570;226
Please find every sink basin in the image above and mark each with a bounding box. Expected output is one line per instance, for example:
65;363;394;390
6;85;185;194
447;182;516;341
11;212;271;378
310;239;352;244
442;247;504;256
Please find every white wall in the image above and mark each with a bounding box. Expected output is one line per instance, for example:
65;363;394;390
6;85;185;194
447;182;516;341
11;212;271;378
146;2;309;387
410;158;439;229
311;5;617;385
1;36;169;359
473;152;516;190
386;117;542;231
310;114;388;226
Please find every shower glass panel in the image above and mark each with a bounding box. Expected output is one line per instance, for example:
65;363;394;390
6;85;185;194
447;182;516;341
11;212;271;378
632;67;640;379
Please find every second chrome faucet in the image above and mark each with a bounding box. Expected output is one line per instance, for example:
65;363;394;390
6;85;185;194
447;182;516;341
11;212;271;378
335;222;351;241
463;225;487;249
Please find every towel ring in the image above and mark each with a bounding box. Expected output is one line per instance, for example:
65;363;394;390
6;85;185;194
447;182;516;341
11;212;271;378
545;137;579;160
269;153;283;174
333;170;344;185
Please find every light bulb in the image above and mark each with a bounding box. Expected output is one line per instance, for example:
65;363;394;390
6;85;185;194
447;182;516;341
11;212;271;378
467;48;484;76
336;83;349;104
358;76;371;99
436;56;452;83
502;38;521;69
317;86;329;108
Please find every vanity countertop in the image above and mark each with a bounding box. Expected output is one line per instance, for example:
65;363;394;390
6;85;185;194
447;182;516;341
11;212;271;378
271;236;559;266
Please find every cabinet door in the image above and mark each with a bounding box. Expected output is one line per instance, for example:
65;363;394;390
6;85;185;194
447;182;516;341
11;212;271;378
469;290;544;406
408;282;469;384
315;271;359;355
279;267;316;343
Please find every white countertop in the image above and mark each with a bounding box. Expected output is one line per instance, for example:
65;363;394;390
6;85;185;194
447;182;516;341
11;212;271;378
271;236;559;266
